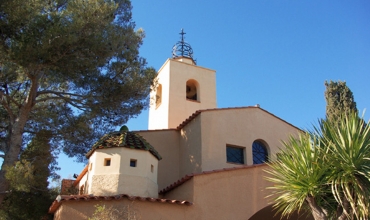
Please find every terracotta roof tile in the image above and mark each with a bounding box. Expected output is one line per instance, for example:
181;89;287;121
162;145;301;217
49;194;192;214
159;164;268;194
85;131;162;160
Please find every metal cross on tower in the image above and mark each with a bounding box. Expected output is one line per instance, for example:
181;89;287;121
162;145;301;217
172;28;196;64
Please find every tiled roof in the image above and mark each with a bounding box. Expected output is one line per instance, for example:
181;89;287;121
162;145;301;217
159;164;268;194
48;194;192;213
176;106;302;131
85;131;162;160
73;165;88;187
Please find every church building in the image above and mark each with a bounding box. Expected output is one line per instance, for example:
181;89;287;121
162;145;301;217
49;30;310;220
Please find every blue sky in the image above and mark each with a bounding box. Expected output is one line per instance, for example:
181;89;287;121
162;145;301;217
57;1;370;179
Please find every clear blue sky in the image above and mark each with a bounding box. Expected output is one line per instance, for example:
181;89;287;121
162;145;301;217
57;0;370;180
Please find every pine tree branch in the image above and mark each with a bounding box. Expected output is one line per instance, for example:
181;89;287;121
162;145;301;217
0;90;17;122
36;91;88;110
36;96;86;110
37;90;85;98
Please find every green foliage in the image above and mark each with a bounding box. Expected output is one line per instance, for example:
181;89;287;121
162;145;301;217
89;203;141;220
0;190;58;220
325;81;357;123
0;0;156;162
5;130;58;191
0;0;155;210
1;130;59;219
4;159;36;192
266;112;370;220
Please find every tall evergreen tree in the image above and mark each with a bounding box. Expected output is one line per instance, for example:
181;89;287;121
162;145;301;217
324;80;357;122
1;130;59;220
0;0;156;204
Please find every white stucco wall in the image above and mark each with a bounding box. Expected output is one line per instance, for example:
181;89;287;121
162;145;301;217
144;107;300;191
78;171;88;194
198;107;301;170
148;61;170;129
87;147;159;198
137;129;180;191
148;59;217;130
179;116;202;178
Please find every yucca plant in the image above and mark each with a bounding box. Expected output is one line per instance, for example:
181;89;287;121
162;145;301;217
266;112;370;220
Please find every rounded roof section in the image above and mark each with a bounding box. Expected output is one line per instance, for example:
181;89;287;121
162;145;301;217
172;29;196;64
86;131;162;160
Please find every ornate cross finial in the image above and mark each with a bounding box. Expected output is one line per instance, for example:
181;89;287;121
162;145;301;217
172;28;196;64
180;29;186;43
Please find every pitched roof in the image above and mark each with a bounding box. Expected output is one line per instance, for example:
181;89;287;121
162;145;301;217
176;106;302;131
159;164;268;194
72;165;88;187
85;131;162;160
48;194;192;213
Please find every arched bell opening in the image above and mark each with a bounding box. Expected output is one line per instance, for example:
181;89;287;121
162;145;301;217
186;79;199;101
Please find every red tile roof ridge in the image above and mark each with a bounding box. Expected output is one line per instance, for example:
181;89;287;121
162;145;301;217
49;193;193;214
133;128;178;132
72;165;89;187
159;164;268;194
176;106;302;131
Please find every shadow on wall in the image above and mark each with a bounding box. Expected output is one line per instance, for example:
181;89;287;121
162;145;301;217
180;126;202;174
249;204;314;220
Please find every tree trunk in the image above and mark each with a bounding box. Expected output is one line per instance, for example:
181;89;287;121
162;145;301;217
0;77;37;205
306;196;328;220
0;123;25;205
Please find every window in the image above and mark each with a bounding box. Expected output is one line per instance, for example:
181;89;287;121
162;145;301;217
130;159;137;167
252;140;268;164
226;145;245;164
156;84;162;108
104;158;111;166
79;185;84;195
151;165;154;173
89;163;93;171
186;79;199;101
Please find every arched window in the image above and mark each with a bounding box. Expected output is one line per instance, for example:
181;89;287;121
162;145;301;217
186;79;199;101
156;84;162;107
252;140;268;164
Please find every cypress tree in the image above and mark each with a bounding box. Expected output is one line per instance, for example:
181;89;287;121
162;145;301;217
324;80;357;123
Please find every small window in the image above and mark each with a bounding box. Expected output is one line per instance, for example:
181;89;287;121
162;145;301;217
104;158;111;166
130;159;137;167
89;163;93;171
252;140;268;164
151;165;154;173
226;145;245;164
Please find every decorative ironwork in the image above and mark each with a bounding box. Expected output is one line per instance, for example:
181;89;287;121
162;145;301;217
172;29;196;64
226;146;244;164
252;141;268;164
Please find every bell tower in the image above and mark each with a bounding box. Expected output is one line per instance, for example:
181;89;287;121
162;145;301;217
148;29;217;130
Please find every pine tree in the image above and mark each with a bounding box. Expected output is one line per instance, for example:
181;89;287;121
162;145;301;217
0;0;156;203
1;130;59;220
324;80;357;122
